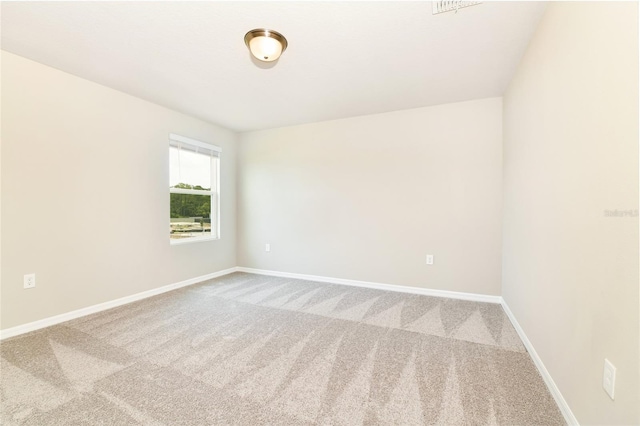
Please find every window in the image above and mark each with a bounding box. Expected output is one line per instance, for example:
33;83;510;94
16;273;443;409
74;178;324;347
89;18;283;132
169;134;220;244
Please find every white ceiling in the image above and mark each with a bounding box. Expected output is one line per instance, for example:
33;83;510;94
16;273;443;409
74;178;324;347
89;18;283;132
1;1;546;132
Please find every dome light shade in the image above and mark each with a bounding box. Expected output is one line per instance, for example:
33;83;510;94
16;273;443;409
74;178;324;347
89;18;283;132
244;29;288;62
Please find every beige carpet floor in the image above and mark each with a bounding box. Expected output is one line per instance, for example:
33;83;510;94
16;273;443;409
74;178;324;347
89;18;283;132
1;272;565;425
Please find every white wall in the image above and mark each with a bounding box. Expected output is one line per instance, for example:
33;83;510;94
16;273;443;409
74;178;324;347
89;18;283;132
1;52;237;330
238;98;503;295
502;2;639;424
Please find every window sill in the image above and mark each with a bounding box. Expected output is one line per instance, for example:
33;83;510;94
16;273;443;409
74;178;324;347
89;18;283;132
170;236;219;245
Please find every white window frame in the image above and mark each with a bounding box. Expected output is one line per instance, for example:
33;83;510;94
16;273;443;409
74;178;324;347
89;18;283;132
169;133;221;245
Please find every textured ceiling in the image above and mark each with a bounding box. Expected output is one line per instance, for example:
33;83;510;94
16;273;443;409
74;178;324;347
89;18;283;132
1;1;546;132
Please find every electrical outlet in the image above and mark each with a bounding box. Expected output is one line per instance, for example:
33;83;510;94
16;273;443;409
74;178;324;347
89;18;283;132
603;359;616;399
24;273;36;289
265;243;271;252
426;254;434;265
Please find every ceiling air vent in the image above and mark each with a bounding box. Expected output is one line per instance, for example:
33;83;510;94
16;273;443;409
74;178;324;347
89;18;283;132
432;1;482;15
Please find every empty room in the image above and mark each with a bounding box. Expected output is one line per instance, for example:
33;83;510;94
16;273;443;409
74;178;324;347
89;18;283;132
1;1;638;425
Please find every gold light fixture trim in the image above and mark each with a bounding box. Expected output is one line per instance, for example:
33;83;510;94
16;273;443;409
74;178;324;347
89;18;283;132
244;28;288;62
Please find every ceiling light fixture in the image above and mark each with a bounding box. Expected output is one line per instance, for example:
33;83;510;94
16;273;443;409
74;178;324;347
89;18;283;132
244;28;288;62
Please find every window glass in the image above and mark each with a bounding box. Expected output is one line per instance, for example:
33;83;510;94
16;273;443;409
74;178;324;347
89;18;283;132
169;135;220;243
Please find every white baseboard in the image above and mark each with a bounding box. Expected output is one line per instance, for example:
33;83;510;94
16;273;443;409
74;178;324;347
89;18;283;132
0;267;239;341
501;300;579;425
236;267;502;304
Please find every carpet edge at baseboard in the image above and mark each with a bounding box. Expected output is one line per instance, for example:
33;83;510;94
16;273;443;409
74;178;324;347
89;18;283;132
0;267;239;341
2;266;501;340
237;267;502;304
501;300;579;426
